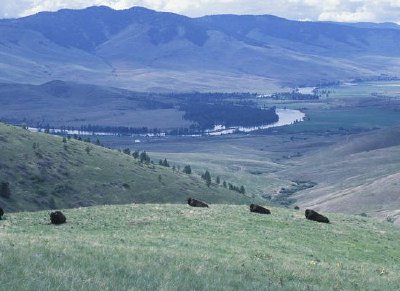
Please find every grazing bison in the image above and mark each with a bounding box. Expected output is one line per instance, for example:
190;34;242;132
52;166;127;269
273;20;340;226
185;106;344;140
0;207;4;220
187;198;209;208
250;204;271;214
50;211;66;225
294;206;300;210
305;209;330;224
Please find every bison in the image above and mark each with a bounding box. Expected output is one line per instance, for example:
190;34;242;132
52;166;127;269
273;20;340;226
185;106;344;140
305;209;330;224
0;207;4;220
250;204;271;214
50;211;66;225
187;198;209;208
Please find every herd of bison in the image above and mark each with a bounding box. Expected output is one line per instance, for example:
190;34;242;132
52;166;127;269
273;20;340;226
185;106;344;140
0;198;330;225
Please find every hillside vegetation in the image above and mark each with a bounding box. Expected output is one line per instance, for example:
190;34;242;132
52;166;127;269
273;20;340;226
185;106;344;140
0;123;250;211
0;204;399;290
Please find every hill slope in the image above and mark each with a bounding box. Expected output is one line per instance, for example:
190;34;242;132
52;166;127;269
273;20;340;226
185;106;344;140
0;123;250;211
0;204;399;290
278;127;400;224
1;6;400;91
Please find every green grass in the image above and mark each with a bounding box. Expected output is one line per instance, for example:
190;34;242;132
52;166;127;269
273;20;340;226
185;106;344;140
281;107;400;133
1;204;400;290
0;123;251;211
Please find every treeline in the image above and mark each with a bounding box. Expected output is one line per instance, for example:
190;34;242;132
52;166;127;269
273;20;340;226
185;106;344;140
79;125;163;135
270;92;319;100
181;103;279;130
166;92;257;103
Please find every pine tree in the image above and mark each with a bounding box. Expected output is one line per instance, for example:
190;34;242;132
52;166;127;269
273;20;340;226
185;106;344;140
202;170;211;187
183;165;192;174
162;158;170;167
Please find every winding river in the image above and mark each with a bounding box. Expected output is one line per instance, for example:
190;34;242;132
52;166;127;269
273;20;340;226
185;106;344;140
205;109;305;136
28;108;305;137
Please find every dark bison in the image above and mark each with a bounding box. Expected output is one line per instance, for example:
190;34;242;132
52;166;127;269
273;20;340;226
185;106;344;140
0;207;4;219
50;211;66;225
250;204;271;214
187;198;209;208
305;209;330;223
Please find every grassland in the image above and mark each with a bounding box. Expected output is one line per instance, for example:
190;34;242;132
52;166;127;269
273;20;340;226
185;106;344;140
0;123;251;212
97;79;400;224
1;204;400;290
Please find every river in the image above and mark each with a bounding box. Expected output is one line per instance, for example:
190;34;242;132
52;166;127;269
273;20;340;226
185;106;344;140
27;108;305;137
205;109;305;136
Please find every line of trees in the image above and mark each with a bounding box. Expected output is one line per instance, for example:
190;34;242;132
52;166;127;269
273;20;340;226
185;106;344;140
181;103;279;130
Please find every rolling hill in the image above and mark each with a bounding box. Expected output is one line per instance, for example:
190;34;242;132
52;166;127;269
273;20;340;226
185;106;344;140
278;127;400;224
0;122;251;212
1;6;400;91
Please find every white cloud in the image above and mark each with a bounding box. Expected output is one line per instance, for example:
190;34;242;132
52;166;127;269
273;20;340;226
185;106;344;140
0;0;399;24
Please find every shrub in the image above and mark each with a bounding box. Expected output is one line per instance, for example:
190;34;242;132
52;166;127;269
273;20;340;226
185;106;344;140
0;182;11;198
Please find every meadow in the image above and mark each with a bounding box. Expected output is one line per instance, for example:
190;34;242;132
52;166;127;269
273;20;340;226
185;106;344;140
1;204;399;290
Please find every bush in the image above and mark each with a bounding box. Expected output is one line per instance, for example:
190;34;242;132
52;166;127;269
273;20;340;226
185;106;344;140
0;182;11;198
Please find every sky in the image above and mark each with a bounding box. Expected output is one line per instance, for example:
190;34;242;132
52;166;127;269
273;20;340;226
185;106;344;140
1;0;400;24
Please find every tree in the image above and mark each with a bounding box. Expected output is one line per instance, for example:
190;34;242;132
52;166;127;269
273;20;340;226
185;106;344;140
239;185;246;194
95;138;101;146
182;165;192;174
123;148;131;155
140;151;150;164
162;158;170;167
0;182;11;198
62;137;67;143
223;181;227;188
132;150;139;159
202;170;211;187
216;176;221;184
159;158;170;167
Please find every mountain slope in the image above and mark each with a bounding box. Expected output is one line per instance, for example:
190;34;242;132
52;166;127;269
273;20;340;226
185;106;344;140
1;6;400;91
0;123;251;211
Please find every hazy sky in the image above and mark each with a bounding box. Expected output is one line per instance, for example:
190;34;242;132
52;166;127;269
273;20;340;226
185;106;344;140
1;0;400;24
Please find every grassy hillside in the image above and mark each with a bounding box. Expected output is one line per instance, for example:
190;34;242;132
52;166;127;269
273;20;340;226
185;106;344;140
0;123;250;211
0;204;399;290
280;127;400;224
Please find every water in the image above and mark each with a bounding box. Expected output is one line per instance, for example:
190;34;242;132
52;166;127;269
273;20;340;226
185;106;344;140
205;109;305;136
27;108;305;137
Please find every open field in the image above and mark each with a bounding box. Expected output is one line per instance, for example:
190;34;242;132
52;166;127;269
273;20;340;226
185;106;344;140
1;204;400;290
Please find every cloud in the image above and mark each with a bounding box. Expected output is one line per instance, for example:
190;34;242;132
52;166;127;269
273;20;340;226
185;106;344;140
1;0;400;24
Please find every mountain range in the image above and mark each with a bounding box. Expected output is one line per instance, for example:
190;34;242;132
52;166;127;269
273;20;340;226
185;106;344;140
1;6;400;92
